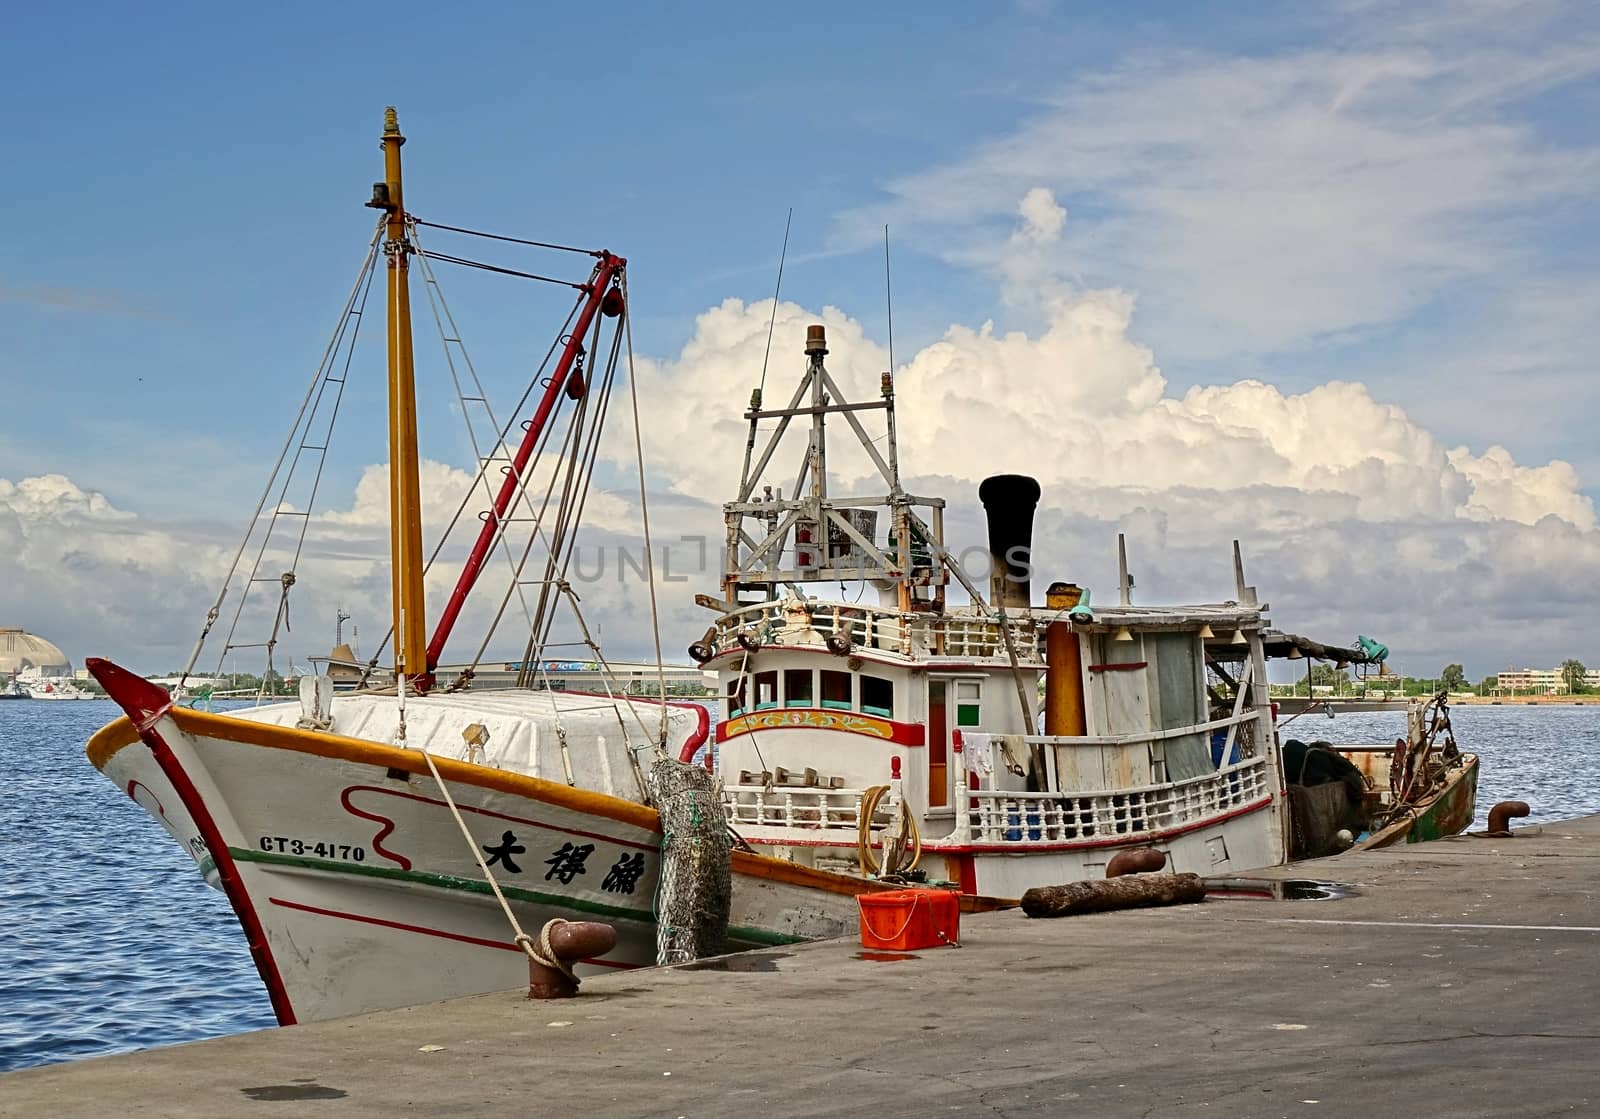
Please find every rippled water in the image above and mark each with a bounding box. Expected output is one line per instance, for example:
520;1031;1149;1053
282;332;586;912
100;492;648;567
2;699;1597;1073
1295;703;1600;827
0;700;274;1074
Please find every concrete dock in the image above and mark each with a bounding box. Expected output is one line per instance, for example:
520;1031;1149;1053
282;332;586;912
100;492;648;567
5;819;1598;1118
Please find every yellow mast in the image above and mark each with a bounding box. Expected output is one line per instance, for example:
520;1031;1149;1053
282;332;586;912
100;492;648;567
375;107;428;680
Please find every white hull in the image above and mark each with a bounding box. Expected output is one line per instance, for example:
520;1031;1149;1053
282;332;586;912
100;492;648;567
91;674;874;1025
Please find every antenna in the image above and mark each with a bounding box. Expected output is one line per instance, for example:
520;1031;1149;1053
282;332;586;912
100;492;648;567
336;606;351;647
757;208;793;398
884;224;895;376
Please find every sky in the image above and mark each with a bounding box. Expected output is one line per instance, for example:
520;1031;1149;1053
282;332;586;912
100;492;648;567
3;0;1599;681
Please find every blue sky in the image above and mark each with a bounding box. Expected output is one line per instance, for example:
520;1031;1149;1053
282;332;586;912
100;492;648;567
4;1;1600;677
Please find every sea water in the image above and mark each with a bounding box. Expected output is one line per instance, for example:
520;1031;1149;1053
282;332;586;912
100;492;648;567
2;699;1597;1072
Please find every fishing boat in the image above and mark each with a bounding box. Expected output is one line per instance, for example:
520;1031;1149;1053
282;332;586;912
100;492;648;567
686;324;1477;893
86;109;1475;1029
86;109;892;1026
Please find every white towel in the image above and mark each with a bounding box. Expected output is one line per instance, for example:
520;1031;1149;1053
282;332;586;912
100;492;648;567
962;732;994;783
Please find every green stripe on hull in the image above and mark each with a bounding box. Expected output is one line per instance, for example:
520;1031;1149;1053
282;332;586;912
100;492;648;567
210;847;809;948
1405;756;1481;844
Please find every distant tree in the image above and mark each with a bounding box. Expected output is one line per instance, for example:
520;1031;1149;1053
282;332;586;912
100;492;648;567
1561;659;1588;694
1440;664;1467;692
1309;664;1350;693
1478;675;1497;695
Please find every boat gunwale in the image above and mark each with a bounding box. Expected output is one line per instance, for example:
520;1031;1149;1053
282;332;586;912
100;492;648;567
86;707;902;900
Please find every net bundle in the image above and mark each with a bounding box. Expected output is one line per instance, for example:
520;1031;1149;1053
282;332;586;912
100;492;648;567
649;757;732;965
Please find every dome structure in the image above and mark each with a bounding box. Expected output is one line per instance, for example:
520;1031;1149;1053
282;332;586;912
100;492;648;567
0;628;72;677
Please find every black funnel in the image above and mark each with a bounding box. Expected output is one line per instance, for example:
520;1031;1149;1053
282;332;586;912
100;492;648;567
978;474;1042;610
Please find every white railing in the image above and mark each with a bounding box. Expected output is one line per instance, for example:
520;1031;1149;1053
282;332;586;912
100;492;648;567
709;598;1044;664
953;756;1271;847
723;783;893;833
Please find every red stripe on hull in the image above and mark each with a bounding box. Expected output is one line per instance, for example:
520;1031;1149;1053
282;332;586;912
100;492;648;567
267;896;639;968
341;784;657;855
88;658;300;1026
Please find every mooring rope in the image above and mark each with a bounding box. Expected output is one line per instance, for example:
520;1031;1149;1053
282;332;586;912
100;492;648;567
416;744;573;979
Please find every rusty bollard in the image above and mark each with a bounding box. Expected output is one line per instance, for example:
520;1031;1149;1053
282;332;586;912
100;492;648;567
526;920;617;1000
1485;800;1531;838
1106;848;1167;878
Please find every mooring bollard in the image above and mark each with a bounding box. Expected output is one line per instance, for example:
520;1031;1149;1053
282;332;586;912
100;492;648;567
1485;800;1531;838
526;920;618;1000
1105;848;1167;878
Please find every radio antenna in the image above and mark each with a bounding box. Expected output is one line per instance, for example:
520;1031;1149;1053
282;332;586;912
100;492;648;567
757;208;793;396
884;224;895;375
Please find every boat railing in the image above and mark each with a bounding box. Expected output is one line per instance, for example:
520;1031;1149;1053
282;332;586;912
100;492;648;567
946;755;1271;848
723;782;895;835
708;599;1044;663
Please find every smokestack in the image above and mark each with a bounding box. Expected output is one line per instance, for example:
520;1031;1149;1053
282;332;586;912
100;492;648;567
977;474;1041;610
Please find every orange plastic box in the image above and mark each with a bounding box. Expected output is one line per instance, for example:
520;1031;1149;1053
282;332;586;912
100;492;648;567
857;888;960;950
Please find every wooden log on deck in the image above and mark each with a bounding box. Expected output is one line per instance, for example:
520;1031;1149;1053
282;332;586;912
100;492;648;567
1021;872;1207;918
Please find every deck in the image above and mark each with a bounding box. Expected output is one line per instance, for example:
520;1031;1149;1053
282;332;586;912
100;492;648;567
4;817;1597;1117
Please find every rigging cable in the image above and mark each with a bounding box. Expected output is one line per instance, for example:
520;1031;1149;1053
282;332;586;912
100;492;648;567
418;249;584;290
180;221;383;691
357;280;586;686
621;272;670;747
411;223;543;645
204;223;384;688
412;219;600;257
756;208;792;398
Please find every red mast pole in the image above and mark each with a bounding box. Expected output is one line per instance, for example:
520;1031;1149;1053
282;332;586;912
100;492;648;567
424;252;625;681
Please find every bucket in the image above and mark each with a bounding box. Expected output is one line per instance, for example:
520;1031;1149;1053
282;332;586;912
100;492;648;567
857;888;960;950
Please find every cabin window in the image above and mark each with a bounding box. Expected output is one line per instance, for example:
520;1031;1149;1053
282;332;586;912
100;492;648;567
861;674;895;718
820;670;853;710
726;677;746;718
753;671;778;710
955;680;982;728
784;669;814;708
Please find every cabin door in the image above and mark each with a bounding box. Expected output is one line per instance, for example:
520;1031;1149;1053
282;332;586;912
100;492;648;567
927;681;949;807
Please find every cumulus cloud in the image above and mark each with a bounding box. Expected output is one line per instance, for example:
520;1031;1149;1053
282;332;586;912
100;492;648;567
634;283;1592;532
619;240;1598;674
0;475;225;671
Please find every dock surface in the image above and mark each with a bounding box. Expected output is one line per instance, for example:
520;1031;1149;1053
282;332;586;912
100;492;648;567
5;818;1598;1118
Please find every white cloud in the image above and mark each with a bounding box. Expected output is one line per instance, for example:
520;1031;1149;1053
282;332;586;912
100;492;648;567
1015;187;1066;244
834;21;1600;360
637;285;1592;531
618;258;1599;674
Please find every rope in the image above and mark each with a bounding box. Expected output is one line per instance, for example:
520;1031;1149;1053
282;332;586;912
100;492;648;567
416;745;577;981
856;784;922;877
620;273;668;744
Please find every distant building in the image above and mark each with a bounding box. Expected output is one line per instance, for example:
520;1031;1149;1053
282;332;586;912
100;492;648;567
0;628;72;678
1496;666;1600;694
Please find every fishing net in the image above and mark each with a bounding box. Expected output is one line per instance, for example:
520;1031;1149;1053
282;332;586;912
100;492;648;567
649;756;732;965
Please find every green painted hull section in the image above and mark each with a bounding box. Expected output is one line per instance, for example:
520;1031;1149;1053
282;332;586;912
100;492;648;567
1404;755;1480;844
201;848;808;950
